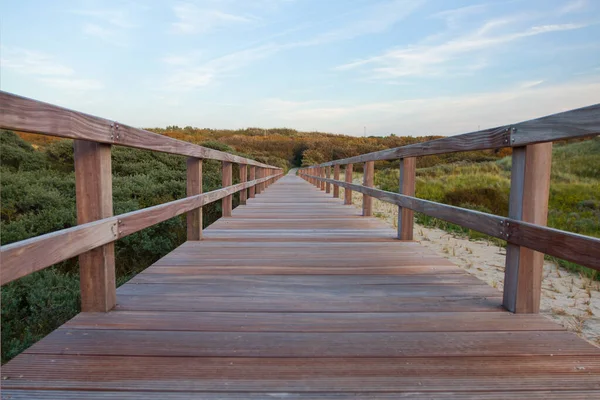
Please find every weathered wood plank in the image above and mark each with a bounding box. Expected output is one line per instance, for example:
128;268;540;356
3;389;600;399
222;161;233;217
74;140;116;312
248;166;256;198
239;164;247;205
64;311;563;332
4;355;600;393
25;330;597;357
344;164;353;205
514;143;553;313
398;157;416;240
362;161;374;216
333;164;340;198
186;157;203;240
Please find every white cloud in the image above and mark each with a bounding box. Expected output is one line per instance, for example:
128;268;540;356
161;0;424;90
171;2;254;34
432;4;488;29
335;20;587;80
2;47;102;91
71;5;142;45
519;80;544;88
1;48;73;76
295;0;424;46
559;0;587;14
161;44;280;91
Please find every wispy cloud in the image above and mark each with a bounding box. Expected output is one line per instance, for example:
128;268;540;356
171;2;255;34
559;0;588;14
71;4;142;45
161;44;279;90
335;18;587;80
1;47;102;91
162;0;424;90
295;0;424;46
432;4;488;29
1;48;74;76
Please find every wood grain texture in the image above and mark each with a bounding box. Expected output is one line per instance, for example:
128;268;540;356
74;140;116;312
333;164;340;198
3;172;598;398
362;161;374;216
325;166;331;193
515;143;552;313
398;157;416;240
4;355;600;393
186;157;203;240
248;166;256;198
3;389;600;399
239;164;247;205
222;161;233;217
0;91;280;168
344;164;353;205
302;173;600;271
0;174;280;285
504;146;526;312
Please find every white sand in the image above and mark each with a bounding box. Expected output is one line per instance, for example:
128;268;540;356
338;185;600;347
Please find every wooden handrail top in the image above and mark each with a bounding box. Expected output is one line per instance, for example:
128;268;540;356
312;103;600;167
0;91;281;169
0;173;282;286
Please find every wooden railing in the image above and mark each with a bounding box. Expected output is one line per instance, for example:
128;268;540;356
0;91;283;311
299;104;600;314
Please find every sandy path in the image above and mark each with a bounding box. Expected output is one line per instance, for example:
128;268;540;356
338;185;600;347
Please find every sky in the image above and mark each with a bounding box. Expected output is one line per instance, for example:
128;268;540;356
1;0;599;137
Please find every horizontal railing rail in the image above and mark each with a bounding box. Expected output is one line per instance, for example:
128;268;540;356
316;103;600;167
0;91;283;312
0;173;278;285
299;103;599;314
301;175;600;270
0;91;274;168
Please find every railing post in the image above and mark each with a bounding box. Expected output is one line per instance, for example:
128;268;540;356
186;157;203;240
503;143;552;313
362;161;374;216
325;166;331;193
74;140;116;312
239;164;247;205
222;161;232;217
249;166;256;198
344;164;353;205
320;167;326;191
333;165;340;198
257;167;264;194
398;157;416;240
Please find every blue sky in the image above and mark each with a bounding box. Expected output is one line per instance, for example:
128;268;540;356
2;0;599;136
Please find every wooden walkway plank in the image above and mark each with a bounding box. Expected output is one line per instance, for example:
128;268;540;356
2;171;599;398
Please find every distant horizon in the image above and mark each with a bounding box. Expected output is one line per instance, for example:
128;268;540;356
2;0;599;136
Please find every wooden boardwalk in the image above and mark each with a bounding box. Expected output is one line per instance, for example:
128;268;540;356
2;173;600;399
